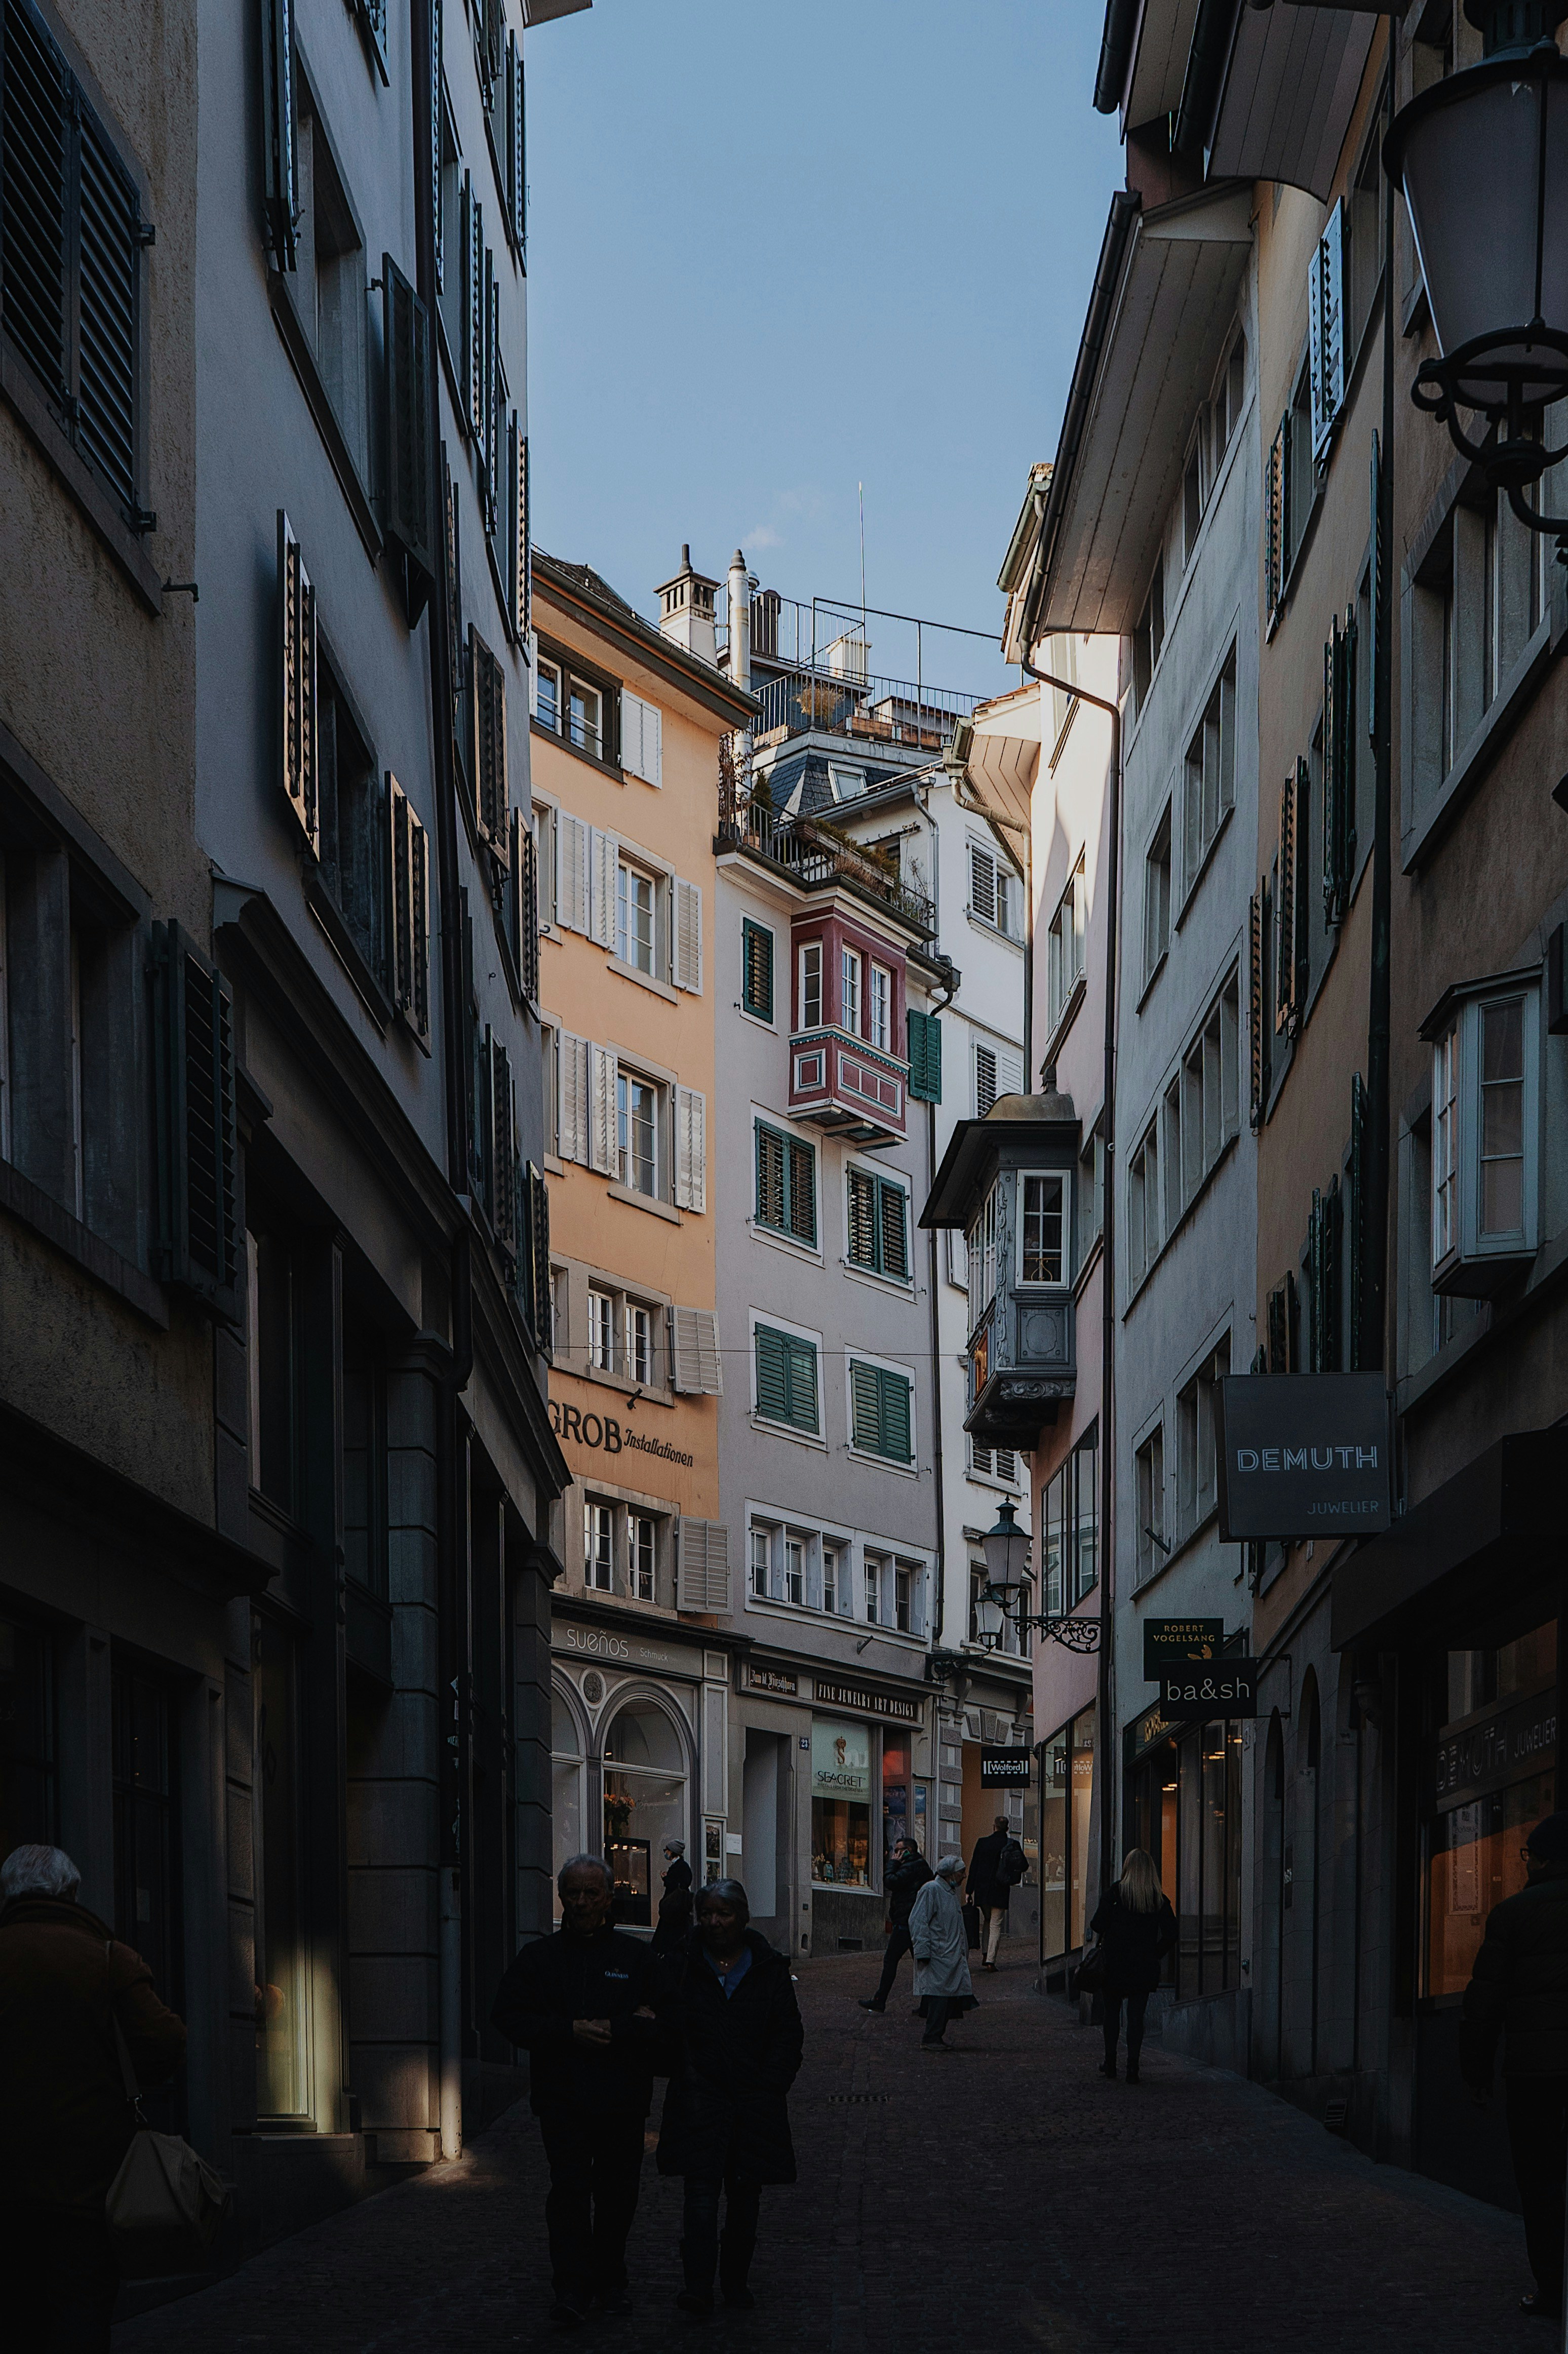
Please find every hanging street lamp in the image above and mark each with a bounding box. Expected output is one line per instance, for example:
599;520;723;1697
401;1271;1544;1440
977;1499;1102;1654
1386;2;1568;541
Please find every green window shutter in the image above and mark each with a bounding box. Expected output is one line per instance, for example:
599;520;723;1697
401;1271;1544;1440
850;1359;881;1451
151;921;241;1319
786;1136;815;1245
878;1180;909;1279
786;1335;818;1433
756;1124;785;1230
847;1169;876;1268
742;919;774;1022
756;1324;787;1422
908;1009;942;1103
879;1368;912;1462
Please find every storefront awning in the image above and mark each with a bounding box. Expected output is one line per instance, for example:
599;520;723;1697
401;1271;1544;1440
1207;4;1379;204
1329;1429;1563;1653
1034;182;1254;639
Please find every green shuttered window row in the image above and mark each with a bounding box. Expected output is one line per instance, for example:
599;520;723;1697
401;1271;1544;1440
755;1324;818;1435
850;1360;912;1463
755;1121;814;1245
907;1008;942;1102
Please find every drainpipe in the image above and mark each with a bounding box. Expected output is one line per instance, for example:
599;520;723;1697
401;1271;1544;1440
414;0;474;2163
1019;654;1122;1909
912;773;958;1651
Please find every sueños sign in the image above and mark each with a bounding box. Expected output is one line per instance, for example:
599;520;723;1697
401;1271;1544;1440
1216;1374;1392;1542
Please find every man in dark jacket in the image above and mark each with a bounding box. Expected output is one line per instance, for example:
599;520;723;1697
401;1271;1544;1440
492;1853;663;2330
967;1815;1027;1972
1461;1810;1568;2321
651;1841;694;1954
859;1839;932;2014
656;1878;803;2316
0;1841;187;2351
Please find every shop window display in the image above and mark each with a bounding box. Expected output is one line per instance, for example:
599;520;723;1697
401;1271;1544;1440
1425;1621;1557;1998
603;1701;687;1927
811;1716;871;1886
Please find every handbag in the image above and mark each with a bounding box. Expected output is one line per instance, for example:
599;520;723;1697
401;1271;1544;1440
1070;1936;1105;1999
105;2004;231;2278
961;1898;982;1951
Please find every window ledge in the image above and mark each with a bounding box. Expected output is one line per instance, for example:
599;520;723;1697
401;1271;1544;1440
607;955;679;1004
1040;970;1087;1071
1072;1232;1104;1303
840;1259;915;1297
1173;800;1234;934
606;1180;681;1224
0;1156;167;1328
1;338;163;614
1132;1504;1225;1597
1402;613;1557;873
530;718;625;783
966;911;1025;954
268;273;382;566
749;1219;822;1264
750;1414;827;1451
847;1446;917;1477
304;873;394;1033
576;1359;675;1409
1135;949;1168;1015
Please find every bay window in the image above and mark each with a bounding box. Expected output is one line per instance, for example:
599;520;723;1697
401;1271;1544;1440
1427;976;1541;1293
841;946;861;1034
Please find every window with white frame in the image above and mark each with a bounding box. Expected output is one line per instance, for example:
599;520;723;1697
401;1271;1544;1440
534;647;612;762
828;762;865;802
574;1276;664;1387
1135;1426;1166;1587
782;1533;806;1606
799;939;823;1029
749;1525;770;1599
747;1518;852;1617
568;676;602;759
841;945;861;1034
629;1513;656;1601
1042;1427;1098;1616
626;1303;654;1386
965;1178;1001;1337
1175;1337;1229;1543
587;1288;614;1370
822;1543;841;1615
617;1070;659;1197
869;962;892;1052
1182;651;1236;894
1144;806;1171;983
1429;979;1541;1289
1046;856;1086;1034
969;840;1019;938
1409;485;1549;826
969;1439;1020;1488
1128;1119;1160;1284
584;1500;614;1591
1021;1173;1066;1285
616;859;656;975
864;1553;882;1625
1138;972;1240;1274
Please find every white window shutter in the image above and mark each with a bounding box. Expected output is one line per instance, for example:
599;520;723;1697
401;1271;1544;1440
590;828;618;948
677;1516;730;1611
645;700;662;787
1323;197;1346;433
998;1047;1025;1098
1308;237;1325;455
558;811;591;934
589;1042;617;1173
970;843;996;925
671;1306;723;1395
675;1085;706;1211
559;1032;590;1163
621;693;644;780
673;877;702;992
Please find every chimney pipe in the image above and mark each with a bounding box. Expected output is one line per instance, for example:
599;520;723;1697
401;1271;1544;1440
728;549;751;695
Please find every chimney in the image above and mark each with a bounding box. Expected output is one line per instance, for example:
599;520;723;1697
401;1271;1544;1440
728;549;751;695
656;542;719;667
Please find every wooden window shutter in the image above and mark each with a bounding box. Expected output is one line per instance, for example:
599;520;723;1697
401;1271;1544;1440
383;256;435;579
525;1164;551;1351
1266;1271;1300;1375
878;1181;909;1279
278;513;319;853
1367;434;1380;744
587;1041;617;1174
507;419;528;643
850;1358;880;1450
387;775;432;1044
359;0;389;77
1275;769;1297;1036
1265;415;1286;624
847;1168;876;1267
589;829;618;949
491;1036;516;1257
672;1307;723;1396
468;627;507;855
756;1123;785;1229
261;0;298;270
442;443;462;718
1308;238;1327;459
150;922;241;1318
880;1367;912;1461
430;0;444;292
465;180;484;440
742;920;773;1022
557;811;591;934
518;813;540;1001
673;878;702;992
1248;889;1265;1129
908;1007;942;1102
1291;758;1311;1017
969;843;997;924
787;1137;814;1244
75;99;142;516
677;1517;729;1611
507;31;527;258
558;1032;590;1163
484;265;500;531
675;1085;706;1212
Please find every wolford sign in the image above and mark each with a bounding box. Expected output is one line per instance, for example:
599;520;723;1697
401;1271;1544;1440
1217;1374;1392;1542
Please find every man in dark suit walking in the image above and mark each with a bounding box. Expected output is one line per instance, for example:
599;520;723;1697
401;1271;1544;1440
859;1838;933;2014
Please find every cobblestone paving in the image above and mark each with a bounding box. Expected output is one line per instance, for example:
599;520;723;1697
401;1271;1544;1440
116;1951;1533;2353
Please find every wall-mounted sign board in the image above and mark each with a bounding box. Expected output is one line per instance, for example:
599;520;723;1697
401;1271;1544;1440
1217;1374;1392;1541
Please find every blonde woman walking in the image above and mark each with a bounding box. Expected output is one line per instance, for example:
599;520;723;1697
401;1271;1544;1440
1087;1848;1175;2083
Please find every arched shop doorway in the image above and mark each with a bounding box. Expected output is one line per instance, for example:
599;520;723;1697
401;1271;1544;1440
602;1697;689;1928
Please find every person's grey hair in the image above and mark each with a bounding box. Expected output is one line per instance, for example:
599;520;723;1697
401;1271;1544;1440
557;1853;614;1896
935;1853;966;1882
663;1839;686;1856
698;1877;750;1918
2;1845;82;1904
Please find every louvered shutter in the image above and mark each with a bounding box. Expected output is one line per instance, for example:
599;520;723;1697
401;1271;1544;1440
528;1164;552;1351
1265;415;1286;623
742;921;773;1021
484;265;500;530
908;1008;942;1102
1308;237;1326;459
1276;770;1297;1036
430;0;444;292
998;1047;1025;1098
465;183;484;439
620;692;645;781
150;921;241;1319
969;843;997;924
672;1307;723;1396
588;1041;617;1173
4;0;68;402
383;256;435;578
974;1043;998;1116
850;1359;881;1452
756;1325;794;1425
756;1124;785;1229
590;830;618;948
675;1086;706;1212
493;1040;517;1257
787;1136;815;1244
879;1181;909;1279
1315;200;1346;460
278;513;319;852
558;812;591;933
468;627;508;855
507;419;528;643
261;0;298;270
673;878;702;992
518;815;540;1001
1349;1070;1367;1369
847;1168;875;1267
677;1517;729;1611
443;444;462;727
879;1370;912;1462
1291;758;1311;1016
559;1032;590;1163
75;99;140;515
1248;889;1265;1129
786;1333;818;1431
507;31;526;257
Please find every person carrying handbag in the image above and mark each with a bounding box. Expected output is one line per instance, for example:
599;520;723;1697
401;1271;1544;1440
0;1842;188;2350
1088;1849;1176;2083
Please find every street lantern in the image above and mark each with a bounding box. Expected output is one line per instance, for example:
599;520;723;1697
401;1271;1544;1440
973;1588;1006;1649
981;1499;1029;1600
1386;6;1568;525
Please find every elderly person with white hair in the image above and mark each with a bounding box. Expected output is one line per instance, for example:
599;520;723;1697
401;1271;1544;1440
0;1842;185;2350
908;1853;977;2050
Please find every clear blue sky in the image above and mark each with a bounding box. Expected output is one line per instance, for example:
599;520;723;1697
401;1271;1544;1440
525;0;1121;702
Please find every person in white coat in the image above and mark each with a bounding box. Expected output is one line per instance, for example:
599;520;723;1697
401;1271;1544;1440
908;1854;976;2051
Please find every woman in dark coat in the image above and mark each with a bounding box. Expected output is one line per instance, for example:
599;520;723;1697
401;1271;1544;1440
1088;1847;1176;2083
650;1841;694;1953
656;1879;803;2316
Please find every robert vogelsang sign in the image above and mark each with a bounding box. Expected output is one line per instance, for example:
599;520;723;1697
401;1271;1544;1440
1217;1374;1392;1542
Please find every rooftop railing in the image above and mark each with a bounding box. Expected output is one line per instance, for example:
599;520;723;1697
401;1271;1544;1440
716;791;936;934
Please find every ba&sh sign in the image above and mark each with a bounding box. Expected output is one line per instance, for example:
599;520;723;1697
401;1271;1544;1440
1216;1374;1391;1541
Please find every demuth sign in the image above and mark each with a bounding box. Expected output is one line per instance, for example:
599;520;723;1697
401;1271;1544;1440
1216;1374;1391;1542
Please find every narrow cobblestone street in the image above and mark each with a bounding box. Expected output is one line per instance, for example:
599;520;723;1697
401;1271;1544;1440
116;1952;1533;2354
